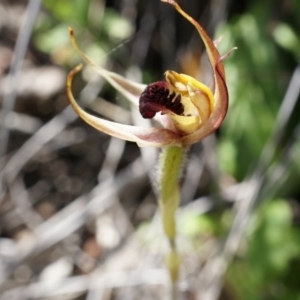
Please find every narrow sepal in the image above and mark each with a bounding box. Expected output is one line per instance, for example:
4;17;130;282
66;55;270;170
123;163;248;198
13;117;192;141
69;28;146;106
66;64;181;147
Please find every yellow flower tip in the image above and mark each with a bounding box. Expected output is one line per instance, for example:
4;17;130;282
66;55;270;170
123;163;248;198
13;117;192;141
68;27;74;36
67;64;83;92
68;63;82;80
66;64;83;116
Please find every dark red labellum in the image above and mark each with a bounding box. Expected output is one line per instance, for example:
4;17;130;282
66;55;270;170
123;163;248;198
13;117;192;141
139;82;184;119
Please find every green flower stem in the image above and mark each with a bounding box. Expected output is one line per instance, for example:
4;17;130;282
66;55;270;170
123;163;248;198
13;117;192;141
158;145;186;285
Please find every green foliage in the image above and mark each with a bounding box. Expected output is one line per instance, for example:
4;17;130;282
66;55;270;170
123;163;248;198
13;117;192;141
101;9;134;41
180;211;217;238
217;12;284;179
43;0;91;26
273;23;300;59
227;200;300;300
215;1;300;295
36;0;132;67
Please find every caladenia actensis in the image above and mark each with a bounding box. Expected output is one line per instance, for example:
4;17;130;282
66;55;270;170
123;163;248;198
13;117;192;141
67;0;235;296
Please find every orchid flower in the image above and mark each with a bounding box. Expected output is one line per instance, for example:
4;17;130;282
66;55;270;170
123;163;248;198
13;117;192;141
67;0;235;289
67;0;234;148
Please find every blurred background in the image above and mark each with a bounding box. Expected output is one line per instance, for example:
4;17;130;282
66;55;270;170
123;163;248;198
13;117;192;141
0;0;300;299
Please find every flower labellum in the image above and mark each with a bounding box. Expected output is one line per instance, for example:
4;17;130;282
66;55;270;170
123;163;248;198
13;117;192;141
67;0;235;147
139;70;215;136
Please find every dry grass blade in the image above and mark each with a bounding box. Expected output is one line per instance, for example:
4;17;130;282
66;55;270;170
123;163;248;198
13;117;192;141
0;0;42;196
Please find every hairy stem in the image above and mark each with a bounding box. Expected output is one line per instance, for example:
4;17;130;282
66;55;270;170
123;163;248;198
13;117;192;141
157;145;186;296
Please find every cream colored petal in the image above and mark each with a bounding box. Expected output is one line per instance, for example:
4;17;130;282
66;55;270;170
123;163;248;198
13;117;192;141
69;28;146;106
67;65;180;147
181;118;218;146
169;114;199;135
186;83;211;125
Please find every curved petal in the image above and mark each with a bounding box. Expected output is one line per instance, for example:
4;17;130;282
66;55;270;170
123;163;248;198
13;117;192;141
67;64;181;147
69;28;146;106
161;0;229;145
